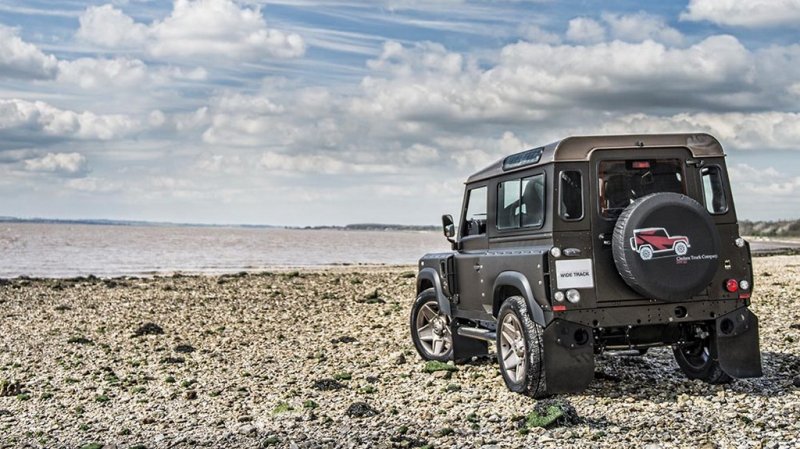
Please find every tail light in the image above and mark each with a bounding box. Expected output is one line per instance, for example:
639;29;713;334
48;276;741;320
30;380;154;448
725;279;739;293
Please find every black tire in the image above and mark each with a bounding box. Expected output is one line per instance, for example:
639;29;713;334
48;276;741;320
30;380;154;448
496;296;547;398
673;336;732;384
612;192;720;301
409;288;452;362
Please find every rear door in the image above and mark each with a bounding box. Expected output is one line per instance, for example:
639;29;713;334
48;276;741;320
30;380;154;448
589;148;695;302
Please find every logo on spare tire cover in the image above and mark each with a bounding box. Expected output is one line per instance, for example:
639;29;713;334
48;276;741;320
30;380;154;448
629;227;690;261
612;192;721;302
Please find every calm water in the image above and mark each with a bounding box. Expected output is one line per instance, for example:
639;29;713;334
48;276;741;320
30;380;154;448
0;223;450;278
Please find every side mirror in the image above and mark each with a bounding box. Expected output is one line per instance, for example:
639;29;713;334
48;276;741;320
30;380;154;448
442;214;457;249
442;214;455;238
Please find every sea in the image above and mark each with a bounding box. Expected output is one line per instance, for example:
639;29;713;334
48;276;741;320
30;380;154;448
0;223;451;278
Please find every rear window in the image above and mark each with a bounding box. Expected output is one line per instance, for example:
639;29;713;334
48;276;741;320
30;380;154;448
559;170;583;221
599;159;685;219
701;166;728;214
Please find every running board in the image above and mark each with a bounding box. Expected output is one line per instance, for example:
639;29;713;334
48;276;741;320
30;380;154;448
456;327;496;342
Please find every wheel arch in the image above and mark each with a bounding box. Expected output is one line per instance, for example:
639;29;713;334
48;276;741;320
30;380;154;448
492;271;546;326
417;267;451;317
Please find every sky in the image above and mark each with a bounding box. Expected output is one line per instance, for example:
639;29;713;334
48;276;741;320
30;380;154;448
1;0;799;226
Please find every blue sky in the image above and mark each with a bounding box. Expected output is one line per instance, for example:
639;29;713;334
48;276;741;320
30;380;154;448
1;0;799;225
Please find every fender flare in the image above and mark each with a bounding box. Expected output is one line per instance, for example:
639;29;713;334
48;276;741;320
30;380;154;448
492;271;545;326
417;268;451;317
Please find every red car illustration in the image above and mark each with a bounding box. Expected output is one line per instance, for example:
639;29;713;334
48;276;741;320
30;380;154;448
629;227;690;260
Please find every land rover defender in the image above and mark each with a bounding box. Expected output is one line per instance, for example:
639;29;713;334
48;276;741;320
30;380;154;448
410;134;762;397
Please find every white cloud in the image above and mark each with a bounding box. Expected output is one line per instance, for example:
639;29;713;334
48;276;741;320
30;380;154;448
259;152;400;175
76;4;149;48
65;177;121;193
602;12;684;45
728;163;800;215
23;152;88;176
57;57;149;89
518;24;561;44
0;99;139;144
75;1;306;61
0;25;58;79
681;0;800;28
596;112;800;151
566;17;606;44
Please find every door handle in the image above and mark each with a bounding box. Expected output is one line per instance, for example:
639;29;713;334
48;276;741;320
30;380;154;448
473;264;483;272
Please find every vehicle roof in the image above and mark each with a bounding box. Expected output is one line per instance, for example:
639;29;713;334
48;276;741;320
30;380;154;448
466;133;724;184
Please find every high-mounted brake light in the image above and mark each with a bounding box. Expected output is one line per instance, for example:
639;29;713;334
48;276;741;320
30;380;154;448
725;279;739;293
632;161;651;169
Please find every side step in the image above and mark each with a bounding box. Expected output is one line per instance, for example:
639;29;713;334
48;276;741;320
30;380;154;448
456;327;496;342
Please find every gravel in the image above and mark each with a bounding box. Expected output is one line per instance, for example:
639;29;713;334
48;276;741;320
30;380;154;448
1;258;799;448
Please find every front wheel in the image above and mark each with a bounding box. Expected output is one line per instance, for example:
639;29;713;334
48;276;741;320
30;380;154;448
638;246;654;260
410;289;452;361
673;335;731;384
496;296;547;397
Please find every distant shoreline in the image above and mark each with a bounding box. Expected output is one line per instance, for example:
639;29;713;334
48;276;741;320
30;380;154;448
0;217;438;232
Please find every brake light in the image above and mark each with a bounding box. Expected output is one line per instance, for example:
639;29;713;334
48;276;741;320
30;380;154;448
553;305;566;312
725;279;739;293
632;161;651;169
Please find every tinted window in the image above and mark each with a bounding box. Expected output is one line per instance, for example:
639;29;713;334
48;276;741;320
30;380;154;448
599;159;685;218
702;166;728;214
463;186;487;236
559;171;583;221
497;174;545;230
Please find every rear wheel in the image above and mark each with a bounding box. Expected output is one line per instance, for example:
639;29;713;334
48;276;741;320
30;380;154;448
496;296;547;397
410;289;452;361
673;334;731;384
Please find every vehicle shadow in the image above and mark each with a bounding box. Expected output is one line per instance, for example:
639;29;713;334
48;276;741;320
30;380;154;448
583;348;799;401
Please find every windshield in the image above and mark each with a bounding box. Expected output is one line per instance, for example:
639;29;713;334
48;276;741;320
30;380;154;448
598;159;685;218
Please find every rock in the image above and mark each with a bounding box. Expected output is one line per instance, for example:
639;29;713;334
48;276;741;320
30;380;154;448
133;322;164;337
160;356;185;364
175;344;195;354
433;370;452;380
394;353;406;365
330;336;357;344
312;379;345;391
346;402;379;418
792;376;800;388
238;424;256;435
0;380;24;397
185;390;197;400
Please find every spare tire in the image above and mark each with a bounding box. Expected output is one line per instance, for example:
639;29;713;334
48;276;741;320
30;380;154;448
612;193;720;301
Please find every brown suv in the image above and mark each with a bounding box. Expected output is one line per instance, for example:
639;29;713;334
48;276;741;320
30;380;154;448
410;133;761;397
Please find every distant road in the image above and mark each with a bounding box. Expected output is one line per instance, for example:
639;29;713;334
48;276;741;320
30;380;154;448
749;239;800;256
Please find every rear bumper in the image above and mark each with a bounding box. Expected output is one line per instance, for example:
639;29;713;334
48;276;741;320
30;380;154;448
549;299;748;329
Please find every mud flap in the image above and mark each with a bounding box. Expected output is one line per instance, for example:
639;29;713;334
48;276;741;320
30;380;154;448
543;320;595;394
450;322;489;363
714;308;762;378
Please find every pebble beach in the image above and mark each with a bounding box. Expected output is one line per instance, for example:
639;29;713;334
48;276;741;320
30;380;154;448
1;256;799;448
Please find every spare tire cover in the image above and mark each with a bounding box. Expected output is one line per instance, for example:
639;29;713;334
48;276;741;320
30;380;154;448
612;192;720;301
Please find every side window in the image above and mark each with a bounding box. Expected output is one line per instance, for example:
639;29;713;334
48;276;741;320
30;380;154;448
559;170;583;221
701;166;728;214
497;179;521;230
497;174;545;230
462;186;487;237
521;175;545;227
